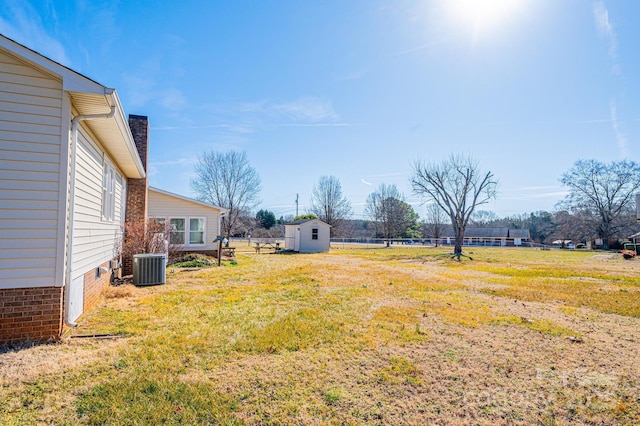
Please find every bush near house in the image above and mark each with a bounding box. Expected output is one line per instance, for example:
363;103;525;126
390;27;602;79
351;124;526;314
170;253;217;268
122;218;178;268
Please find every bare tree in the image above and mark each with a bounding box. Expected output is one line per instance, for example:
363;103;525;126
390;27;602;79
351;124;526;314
309;175;352;236
551;210;591;248
364;184;419;240
559;159;640;249
411;154;498;258
470;210;499;227
423;203;447;247
191;151;261;238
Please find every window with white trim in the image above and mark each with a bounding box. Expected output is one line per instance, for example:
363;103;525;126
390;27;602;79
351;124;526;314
102;161;116;221
312;228;319;240
169;218;185;244
189;218;205;244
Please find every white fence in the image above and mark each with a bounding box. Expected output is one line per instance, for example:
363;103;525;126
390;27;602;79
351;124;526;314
329;237;535;249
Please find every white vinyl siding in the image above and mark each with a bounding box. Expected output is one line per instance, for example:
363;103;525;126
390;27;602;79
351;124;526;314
0;49;63;288
148;189;223;251
70;127;125;280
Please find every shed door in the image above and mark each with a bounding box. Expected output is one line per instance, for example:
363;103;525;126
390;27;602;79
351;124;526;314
295;227;301;252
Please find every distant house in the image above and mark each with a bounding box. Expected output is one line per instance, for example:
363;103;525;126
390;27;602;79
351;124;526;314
148;187;227;255
439;227;531;247
0;34;149;343
284;219;331;253
507;229;531;246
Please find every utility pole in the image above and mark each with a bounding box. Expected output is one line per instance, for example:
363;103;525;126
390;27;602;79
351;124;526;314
295;193;299;217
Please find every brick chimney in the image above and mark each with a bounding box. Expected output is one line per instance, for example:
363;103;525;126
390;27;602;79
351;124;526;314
123;114;149;276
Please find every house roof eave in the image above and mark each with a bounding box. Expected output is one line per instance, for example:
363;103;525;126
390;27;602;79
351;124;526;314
149;187;229;213
1;34;145;179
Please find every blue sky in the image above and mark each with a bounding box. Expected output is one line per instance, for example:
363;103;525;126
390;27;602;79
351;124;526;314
2;0;639;219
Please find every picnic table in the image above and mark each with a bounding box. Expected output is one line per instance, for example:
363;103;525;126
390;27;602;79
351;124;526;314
221;246;236;257
254;241;281;253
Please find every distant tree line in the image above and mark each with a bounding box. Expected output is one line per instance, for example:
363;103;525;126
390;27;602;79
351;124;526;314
190;149;640;250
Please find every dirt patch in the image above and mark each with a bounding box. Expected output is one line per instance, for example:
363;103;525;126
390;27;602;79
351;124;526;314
592;254;617;260
0;338;126;386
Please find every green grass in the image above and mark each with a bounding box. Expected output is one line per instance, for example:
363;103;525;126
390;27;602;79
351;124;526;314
1;247;639;425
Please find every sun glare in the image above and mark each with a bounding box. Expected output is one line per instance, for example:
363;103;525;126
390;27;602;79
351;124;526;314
447;0;521;40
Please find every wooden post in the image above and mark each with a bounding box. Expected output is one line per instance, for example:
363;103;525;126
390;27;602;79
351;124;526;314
218;239;222;267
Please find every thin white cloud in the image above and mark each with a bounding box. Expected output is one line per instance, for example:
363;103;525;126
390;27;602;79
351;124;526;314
609;100;628;157
277;123;364;128
272;97;339;122
499;185;569;201
0;1;70;65
153;124;254;133
198;97;345;135
578;118;612;124
122;71;187;112
397;39;447;56
512;185;564;192
362;172;406;179
593;0;620;75
160;88;187;111
501;191;568;201
147;157;198;178
336;68;372;82
500;185;568;202
151;158;197;167
361;179;373;186
212;97;339;123
122;72;157;108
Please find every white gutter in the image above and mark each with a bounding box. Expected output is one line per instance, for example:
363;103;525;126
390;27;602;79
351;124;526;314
64;104;116;328
104;89;146;179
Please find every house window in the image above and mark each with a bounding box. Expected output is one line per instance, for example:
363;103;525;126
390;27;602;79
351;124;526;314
169;218;185;244
101;161;116;221
189;218;205;244
312;228;318;240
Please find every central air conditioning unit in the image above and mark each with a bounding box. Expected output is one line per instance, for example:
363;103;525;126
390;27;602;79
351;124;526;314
133;253;166;286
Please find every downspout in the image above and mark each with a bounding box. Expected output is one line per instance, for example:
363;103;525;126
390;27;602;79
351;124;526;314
64;105;116;328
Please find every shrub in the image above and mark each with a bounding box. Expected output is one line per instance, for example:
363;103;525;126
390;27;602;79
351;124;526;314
170;253;216;268
122;218;179;265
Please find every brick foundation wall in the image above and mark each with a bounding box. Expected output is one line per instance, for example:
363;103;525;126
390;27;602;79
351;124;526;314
83;259;116;313
0;287;63;344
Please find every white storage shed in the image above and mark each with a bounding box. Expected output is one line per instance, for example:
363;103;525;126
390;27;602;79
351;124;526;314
284;219;331;253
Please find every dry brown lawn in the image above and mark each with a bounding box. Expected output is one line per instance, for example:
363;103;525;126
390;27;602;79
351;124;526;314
1;246;639;425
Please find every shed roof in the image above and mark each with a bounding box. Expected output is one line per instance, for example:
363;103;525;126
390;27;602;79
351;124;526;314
285;218;331;227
